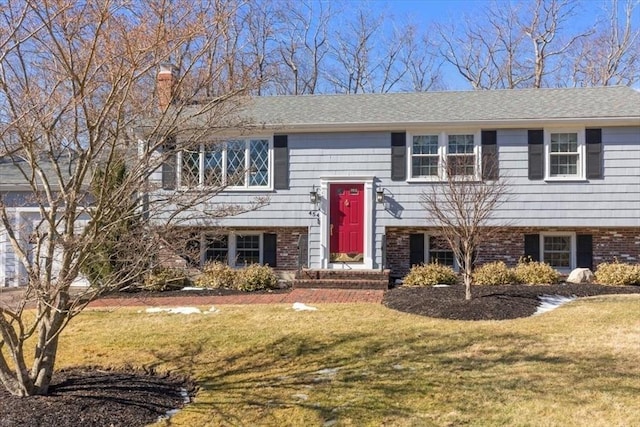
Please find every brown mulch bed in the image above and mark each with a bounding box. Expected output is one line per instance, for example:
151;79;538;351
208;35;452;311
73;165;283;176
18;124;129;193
384;283;640;321
0;368;194;427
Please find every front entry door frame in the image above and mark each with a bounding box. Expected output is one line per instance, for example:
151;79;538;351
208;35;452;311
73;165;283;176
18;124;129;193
319;176;374;269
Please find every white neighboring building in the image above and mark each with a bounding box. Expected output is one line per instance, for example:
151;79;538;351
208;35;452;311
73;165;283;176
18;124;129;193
0;160;89;287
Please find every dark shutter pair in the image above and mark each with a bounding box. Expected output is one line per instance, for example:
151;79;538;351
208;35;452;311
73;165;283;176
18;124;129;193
527;129;602;180
162;135;290;190
524;233;593;269
392;132;499;181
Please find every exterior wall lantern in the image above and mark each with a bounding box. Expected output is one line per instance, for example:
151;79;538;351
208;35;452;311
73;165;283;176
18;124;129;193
309;185;319;207
308;185;320;224
376;188;385;204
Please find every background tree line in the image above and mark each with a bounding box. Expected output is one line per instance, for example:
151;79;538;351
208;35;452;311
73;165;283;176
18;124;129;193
221;0;638;94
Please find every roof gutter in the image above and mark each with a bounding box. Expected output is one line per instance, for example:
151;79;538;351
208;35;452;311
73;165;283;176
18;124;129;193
246;117;640;134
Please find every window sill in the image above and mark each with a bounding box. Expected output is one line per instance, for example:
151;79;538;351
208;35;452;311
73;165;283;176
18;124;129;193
543;177;587;183
407;177;482;184
173;186;273;192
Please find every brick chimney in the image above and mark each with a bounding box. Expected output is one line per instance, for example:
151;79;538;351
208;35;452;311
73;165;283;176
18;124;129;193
157;63;177;111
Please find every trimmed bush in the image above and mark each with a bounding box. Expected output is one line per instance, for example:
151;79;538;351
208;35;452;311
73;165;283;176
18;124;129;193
195;261;236;289
595;261;640;286
513;259;560;285
234;264;278;291
473;261;515;285
403;263;458;287
142;268;189;291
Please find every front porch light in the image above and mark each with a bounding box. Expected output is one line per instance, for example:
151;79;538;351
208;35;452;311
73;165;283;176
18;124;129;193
310;185;319;206
376;188;385;203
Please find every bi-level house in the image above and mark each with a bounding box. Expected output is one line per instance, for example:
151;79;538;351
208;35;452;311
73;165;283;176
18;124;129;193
148;72;640;287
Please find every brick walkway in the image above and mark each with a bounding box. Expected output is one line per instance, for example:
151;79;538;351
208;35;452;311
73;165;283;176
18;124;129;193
87;288;385;308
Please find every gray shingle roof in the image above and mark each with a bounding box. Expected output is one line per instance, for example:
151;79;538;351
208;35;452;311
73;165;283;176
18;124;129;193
242;86;640;128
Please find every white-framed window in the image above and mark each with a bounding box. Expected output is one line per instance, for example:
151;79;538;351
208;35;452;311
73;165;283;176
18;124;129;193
426;235;458;271
411;135;439;178
188;233;264;267
540;233;575;271
545;129;585;180
409;131;481;180
235;234;261;265
204;234;228;263
179;138;272;189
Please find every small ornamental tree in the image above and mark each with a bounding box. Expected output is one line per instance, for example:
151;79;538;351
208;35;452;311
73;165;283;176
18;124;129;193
421;153;511;300
0;0;265;397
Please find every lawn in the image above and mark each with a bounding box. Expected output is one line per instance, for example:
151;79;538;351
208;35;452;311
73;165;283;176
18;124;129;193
57;295;640;426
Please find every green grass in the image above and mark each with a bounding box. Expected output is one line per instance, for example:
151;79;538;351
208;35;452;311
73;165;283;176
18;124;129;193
55;295;640;426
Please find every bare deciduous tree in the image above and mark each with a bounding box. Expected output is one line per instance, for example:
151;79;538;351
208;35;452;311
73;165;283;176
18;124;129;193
421;159;511;300
0;0;263;397
567;0;639;87
438;0;593;89
274;0;332;95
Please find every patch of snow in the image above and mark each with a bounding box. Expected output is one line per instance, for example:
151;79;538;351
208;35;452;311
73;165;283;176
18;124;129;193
181;286;207;291
392;364;404;370
206;306;218;313
315;367;341;379
324;420;338;427
292;393;309;401
292;302;318;311
433;284;451;288
145;307;202;315
534;294;577;316
157;388;190;422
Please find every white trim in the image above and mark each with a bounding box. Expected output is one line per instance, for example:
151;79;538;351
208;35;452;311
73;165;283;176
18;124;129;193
319;176;375;269
540;232;576;272
544;128;586;181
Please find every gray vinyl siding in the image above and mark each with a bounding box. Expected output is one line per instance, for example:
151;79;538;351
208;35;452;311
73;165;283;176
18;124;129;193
151;126;639;228
156;132;390;227
377;126;640;228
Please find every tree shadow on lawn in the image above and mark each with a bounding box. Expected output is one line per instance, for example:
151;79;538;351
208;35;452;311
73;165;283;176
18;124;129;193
151;327;639;424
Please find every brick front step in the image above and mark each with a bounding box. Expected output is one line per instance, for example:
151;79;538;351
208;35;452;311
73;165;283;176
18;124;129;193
293;279;389;290
293;269;390;290
296;269;390;280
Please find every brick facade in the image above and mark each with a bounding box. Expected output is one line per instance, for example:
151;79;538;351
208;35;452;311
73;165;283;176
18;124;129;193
385;226;640;278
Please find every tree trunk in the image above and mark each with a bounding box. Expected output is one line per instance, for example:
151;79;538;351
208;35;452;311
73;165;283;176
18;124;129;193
464;250;473;300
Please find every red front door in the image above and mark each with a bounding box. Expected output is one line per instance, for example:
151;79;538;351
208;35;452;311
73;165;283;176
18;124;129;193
330;183;364;263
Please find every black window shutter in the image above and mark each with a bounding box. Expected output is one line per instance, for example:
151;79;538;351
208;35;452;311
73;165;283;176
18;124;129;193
297;234;308;268
576;234;593;270
273;135;289;190
409;233;425;266
263;233;277;267
391;132;407;181
524;234;540;261
481;130;498;180
528;130;544;180
585;129;603;179
162;137;177;190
